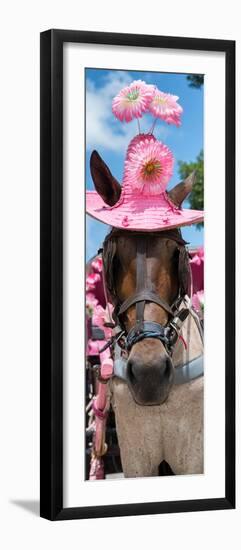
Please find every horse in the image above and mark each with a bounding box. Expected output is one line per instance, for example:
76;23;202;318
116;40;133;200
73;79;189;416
89;150;204;478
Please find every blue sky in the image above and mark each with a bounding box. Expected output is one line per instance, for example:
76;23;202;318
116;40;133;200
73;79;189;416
85;69;204;260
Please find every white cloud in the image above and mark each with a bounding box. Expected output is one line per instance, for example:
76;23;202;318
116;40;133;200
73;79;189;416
86;71;134;152
86;71;170;153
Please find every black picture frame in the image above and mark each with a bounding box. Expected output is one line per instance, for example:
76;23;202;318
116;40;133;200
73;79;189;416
40;29;235;521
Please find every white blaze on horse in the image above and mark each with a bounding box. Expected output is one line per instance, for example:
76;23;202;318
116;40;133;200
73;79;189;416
87;132;204;479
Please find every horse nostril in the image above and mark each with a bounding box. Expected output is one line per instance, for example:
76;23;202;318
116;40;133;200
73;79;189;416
127;355;173;386
127;358;143;385
165;356;173;382
127;359;136;385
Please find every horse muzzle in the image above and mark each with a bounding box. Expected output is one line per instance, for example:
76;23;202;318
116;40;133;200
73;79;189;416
126;343;174;406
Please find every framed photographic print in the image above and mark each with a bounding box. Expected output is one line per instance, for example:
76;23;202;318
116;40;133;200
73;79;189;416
40;29;235;520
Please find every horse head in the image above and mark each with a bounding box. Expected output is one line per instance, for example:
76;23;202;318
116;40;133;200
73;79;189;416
90;151;195;406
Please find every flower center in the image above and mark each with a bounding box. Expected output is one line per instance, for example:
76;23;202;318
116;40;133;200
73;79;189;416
127;89;139;101
156;96;166;104
145;162;155;173
142;159;162;179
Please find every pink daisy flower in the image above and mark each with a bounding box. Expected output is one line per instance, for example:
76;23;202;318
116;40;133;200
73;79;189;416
149;89;183;126
86;272;101;292
112;80;155;123
91;256;103;273
124;134;174;195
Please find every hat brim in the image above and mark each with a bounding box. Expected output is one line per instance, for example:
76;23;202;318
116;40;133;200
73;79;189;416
86;191;204;232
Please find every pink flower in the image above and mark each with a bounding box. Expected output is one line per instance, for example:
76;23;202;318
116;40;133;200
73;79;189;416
91;256;103;273
149;89;183;126
86;272;101;292
192;290;204;313
112;80;155;123
124;134;174;195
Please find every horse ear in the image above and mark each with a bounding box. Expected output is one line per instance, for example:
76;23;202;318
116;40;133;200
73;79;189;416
167;171;196;207
90;150;121;206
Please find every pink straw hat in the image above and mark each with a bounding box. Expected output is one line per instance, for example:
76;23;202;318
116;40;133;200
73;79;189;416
86;132;204;232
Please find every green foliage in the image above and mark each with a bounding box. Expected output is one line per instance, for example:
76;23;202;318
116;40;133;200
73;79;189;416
186;74;204;89
178;150;204;229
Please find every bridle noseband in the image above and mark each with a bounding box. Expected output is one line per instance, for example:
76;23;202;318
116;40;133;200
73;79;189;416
102;229;191;357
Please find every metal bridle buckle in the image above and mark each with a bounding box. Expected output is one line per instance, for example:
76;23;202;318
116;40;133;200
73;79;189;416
167;308;190;351
167;323;179;351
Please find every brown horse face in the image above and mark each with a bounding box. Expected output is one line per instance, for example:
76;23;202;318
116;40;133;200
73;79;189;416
115;235;179;406
90;150;195;406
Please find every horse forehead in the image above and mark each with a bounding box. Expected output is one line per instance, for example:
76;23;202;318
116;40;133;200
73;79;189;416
117;234;171;258
116;235;175;264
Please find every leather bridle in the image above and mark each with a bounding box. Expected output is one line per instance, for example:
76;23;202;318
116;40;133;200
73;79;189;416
102;229;192;357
